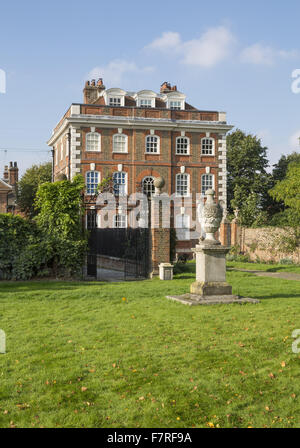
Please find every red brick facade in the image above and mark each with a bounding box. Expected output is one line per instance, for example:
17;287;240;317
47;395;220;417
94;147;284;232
49;80;232;259
0;162;19;214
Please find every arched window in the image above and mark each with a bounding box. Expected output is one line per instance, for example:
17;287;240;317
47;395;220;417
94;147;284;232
176;173;190;197
113;172;127;196
201;137;214;155
145;135;160;154
142;176;155;198
201;174;214;195
113;214;127;228
176;136;190;155
86;171;100;195
113;133;128;153
86;132;101;152
175;214;190;241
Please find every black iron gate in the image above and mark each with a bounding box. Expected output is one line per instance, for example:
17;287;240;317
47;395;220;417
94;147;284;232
87;228;150;280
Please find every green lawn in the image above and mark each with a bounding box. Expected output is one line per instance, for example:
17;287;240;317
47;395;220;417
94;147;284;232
227;261;300;274
0;263;300;428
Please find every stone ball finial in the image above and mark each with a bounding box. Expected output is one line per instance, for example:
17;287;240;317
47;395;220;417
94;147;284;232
154;176;165;189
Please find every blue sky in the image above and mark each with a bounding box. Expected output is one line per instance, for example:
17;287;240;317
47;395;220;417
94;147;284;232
1;0;300;175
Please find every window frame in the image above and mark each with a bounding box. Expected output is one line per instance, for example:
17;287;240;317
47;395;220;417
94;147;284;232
86;171;100;196
112;133;128;153
175;214;190;241
113;171;128;196
142;176;155;198
86;132;101;152
175;136;190;155
145;134;160;154
108;96;122;107
113;214;127;228
201;137;215;156
201;173;214;196
176;173;190;197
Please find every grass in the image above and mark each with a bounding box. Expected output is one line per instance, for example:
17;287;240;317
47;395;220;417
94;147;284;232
226;261;300;274
0;262;300;428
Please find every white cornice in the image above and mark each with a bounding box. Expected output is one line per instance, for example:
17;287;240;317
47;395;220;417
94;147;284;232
48;114;233;146
0;178;13;189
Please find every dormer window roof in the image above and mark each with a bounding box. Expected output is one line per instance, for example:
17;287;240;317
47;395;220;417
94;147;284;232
103;88;126;107
162;91;186;110
133;90;157;108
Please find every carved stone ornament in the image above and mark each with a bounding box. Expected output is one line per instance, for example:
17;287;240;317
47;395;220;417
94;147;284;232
200;189;223;244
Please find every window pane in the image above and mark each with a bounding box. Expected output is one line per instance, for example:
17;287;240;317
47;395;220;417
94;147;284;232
176;137;189;154
142;176;155;198
109;97;121;106
146;136;158;153
87;133;100;151
113;172;127;196
176;174;189;196
140;99;152;108
114;214;127;228
201;138;214;155
86;172;99;194
113;134;127;153
170;101;182;110
176;214;190;240
201;174;213;195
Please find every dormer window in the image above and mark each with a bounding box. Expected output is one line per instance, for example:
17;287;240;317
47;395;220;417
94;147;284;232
140;99;152;108
163;91;186;110
170;101;182;110
104;88;126;107
109;97;121;107
134;90;156;109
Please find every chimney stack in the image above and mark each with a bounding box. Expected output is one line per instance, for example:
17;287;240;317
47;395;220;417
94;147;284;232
160;82;177;93
83;78;106;104
3;165;9;182
8;161;19;187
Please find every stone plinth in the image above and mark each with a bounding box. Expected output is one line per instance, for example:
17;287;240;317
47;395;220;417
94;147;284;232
166;189;260;306
190;243;232;296
159;263;174;281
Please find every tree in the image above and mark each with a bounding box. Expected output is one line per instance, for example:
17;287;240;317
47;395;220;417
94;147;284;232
270;162;300;220
16;162;52;218
227;130;270;225
266;152;300;217
35;175;87;276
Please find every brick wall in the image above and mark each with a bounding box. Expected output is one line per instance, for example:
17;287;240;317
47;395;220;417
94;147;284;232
232;225;300;264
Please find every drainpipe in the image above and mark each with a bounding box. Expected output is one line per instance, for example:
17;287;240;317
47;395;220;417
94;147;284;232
51;148;55;182
67;128;71;180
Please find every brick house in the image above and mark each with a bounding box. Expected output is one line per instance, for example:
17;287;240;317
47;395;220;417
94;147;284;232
0;162;19;214
48;79;233;259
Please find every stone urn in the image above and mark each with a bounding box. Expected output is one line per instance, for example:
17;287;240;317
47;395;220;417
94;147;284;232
200;189;223;244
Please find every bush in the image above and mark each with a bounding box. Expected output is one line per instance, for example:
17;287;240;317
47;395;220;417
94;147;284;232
279;258;294;265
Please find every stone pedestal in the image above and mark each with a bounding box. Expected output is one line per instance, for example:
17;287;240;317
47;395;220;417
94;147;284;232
190;243;232;296
159;263;174;281
166;189;259;306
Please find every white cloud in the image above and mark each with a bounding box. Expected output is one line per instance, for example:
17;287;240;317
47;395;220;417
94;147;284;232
241;43;299;66
289;129;300;150
88;60;154;87
145;31;181;51
146;26;236;68
181;26;236;67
